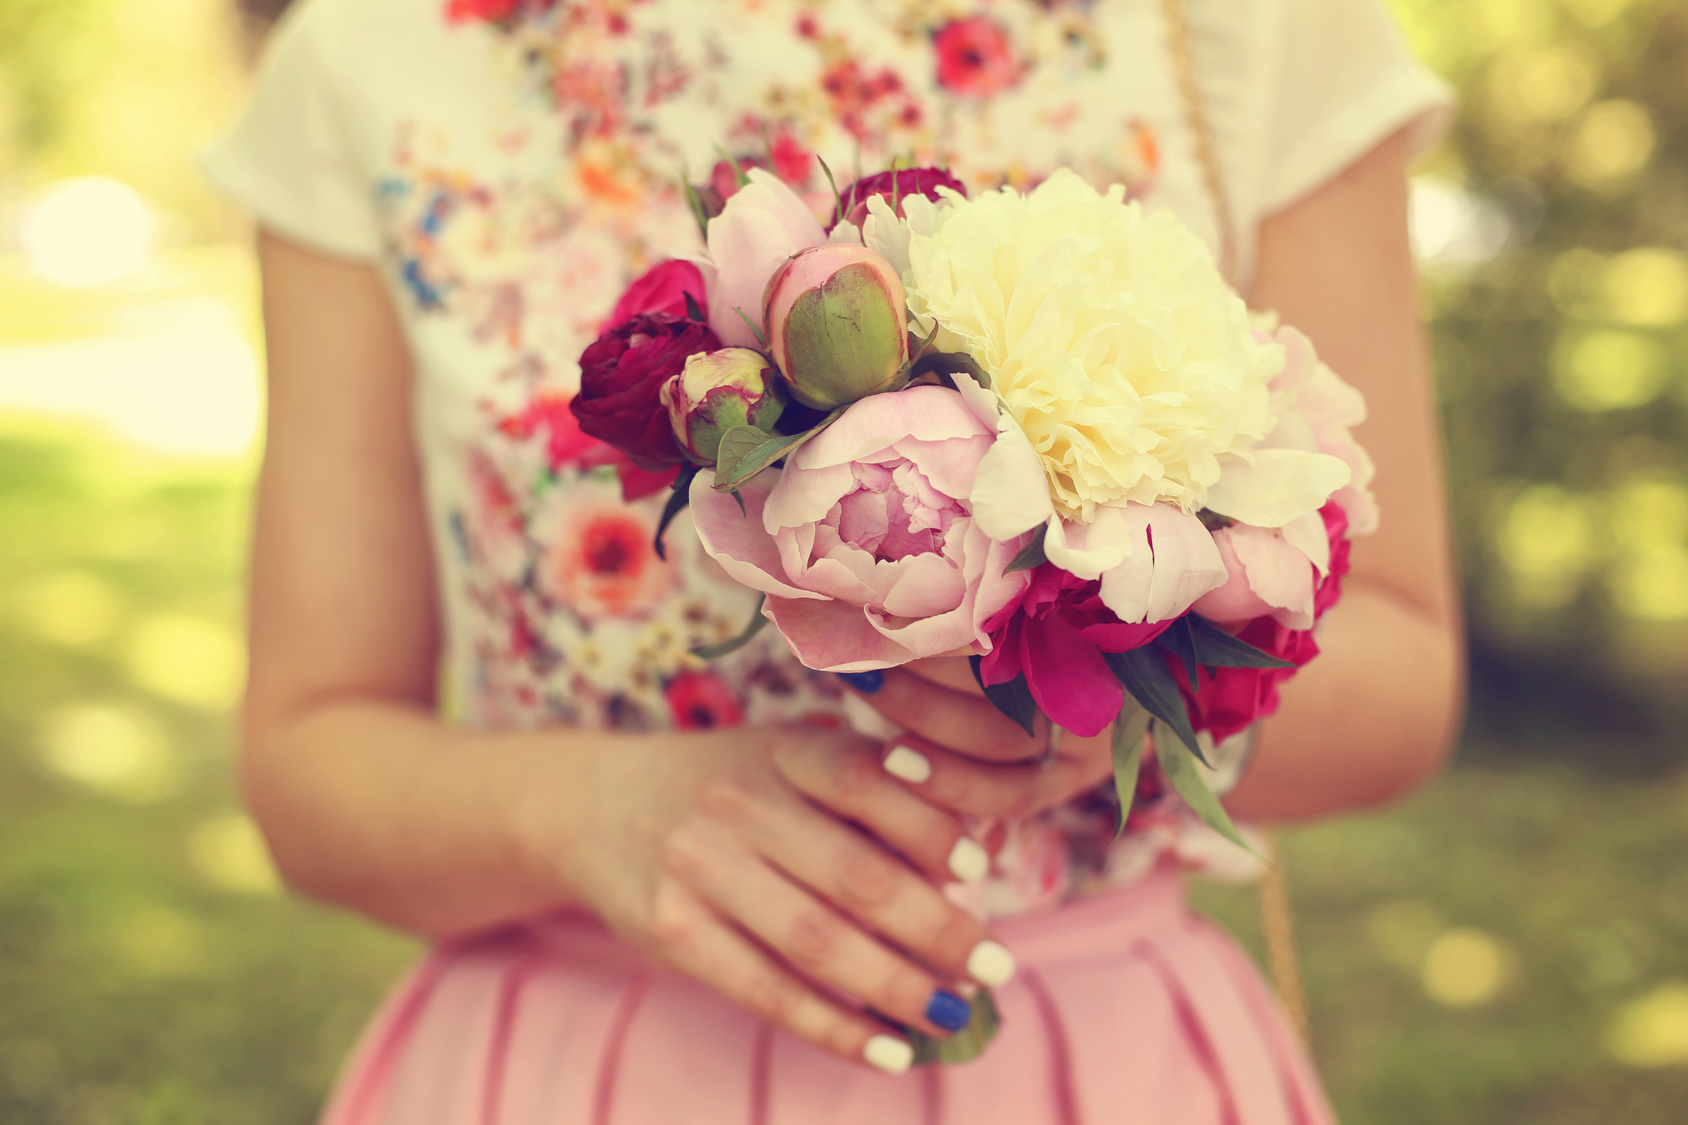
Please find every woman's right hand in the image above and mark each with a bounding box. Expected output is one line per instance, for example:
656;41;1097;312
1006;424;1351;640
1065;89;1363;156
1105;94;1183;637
525;722;1017;1074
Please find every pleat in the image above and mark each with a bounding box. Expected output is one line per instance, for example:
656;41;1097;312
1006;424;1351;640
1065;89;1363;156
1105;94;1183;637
600;971;763;1124
934;972;1065;1125
319;950;457;1125
761;1021;925;1124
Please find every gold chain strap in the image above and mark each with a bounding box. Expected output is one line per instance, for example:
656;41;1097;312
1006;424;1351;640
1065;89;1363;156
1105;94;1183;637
1162;0;1309;1046
1161;0;1237;280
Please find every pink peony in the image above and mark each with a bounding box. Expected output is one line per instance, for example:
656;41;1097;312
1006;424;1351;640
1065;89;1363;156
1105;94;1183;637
1177;504;1351;742
688;385;1031;671
700;169;828;349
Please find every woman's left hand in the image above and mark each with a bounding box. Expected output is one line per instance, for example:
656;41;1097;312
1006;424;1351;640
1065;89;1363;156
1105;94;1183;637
838;659;1116;822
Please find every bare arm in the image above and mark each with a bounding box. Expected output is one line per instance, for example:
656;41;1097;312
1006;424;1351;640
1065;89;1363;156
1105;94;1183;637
243;232;1021;1070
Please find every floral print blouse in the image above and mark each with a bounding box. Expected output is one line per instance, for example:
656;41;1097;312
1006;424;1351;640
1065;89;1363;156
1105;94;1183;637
205;0;1447;914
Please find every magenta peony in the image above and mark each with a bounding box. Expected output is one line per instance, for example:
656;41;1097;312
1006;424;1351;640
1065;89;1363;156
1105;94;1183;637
605;260;708;328
571;313;720;470
688;385;1031;671
832;167;967;231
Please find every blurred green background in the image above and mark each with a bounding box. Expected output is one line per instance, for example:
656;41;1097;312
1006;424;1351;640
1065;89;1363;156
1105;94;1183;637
1;0;1686;1121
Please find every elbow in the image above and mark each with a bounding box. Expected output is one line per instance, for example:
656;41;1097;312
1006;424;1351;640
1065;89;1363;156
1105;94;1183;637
1354;624;1468;811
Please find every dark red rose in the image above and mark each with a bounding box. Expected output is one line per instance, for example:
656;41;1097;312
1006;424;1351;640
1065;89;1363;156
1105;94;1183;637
666;671;744;730
932;17;1024;99
571;313;720;471
605;260;708;329
831;167;968;231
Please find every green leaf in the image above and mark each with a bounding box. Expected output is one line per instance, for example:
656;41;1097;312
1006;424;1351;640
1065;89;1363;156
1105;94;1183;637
1101;646;1207;767
732;307;767;346
712;143;751;188
909;349;991;391
906;988;1002;1066
682;179;710;241
712;425;770;485
683;291;706;324
690;596;769;659
1110;703;1152;838
969;655;1038;738
1185;613;1295;670
817;155;844;229
652;463;699;562
1156;616;1202;693
1153;720;1254;853
712;410;842;494
1004;523;1048;573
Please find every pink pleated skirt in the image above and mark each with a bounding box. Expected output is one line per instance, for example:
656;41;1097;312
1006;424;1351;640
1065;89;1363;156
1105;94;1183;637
319;865;1336;1125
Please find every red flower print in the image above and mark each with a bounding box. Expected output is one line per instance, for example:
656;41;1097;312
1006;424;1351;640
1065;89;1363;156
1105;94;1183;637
932;17;1025;98
444;0;556;25
498;393;620;473
665;671;745;730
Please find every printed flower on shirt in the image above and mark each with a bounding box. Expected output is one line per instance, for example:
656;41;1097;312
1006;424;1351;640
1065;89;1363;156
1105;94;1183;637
532;479;674;620
666;670;745;729
932;17;1025;98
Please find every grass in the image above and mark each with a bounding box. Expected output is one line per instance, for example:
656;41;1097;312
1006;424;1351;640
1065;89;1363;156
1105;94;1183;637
2;425;1685;1124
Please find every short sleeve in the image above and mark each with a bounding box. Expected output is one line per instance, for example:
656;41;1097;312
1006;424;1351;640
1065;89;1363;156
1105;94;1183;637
200;0;381;261
1258;0;1453;216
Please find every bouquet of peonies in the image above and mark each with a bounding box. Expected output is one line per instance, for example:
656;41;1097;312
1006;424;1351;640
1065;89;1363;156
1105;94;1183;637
571;158;1375;1056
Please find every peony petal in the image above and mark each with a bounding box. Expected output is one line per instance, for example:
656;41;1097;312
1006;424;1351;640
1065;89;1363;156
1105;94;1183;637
1191;528;1275;624
793;385;990;470
689;470;824;600
705;170;828;348
1203;448;1352;529
1229;523;1315;629
1020;615;1123;737
1280;508;1331;576
764;596;913;671
762;461;854;532
1045;506;1139;580
968;416;1056;541
878;549;968;618
1140;504;1229;621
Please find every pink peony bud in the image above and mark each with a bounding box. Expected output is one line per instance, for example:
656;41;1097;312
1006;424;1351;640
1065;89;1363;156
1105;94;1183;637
660;348;788;465
762;245;910;410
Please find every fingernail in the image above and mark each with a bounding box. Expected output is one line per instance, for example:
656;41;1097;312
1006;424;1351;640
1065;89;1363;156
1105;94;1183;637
947;837;989;883
883;744;931;784
966;939;1017;988
864;1034;913;1074
925;989;973;1032
837;670;885;694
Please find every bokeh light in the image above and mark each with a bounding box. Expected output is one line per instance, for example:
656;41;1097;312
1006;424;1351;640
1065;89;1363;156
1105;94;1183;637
37;702;180;803
122;614;247;711
1609;983;1688;1067
19;177;154;288
1420;927;1511;1007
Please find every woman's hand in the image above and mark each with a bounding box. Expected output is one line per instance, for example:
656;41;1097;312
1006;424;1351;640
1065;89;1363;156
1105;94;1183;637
840;660;1116;823
532;720;1018;1074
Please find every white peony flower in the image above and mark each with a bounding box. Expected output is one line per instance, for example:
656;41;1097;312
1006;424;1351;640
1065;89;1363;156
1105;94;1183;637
905;170;1312;523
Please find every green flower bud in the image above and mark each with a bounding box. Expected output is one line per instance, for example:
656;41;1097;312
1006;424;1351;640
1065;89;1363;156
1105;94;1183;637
763;245;911;410
660;347;788;464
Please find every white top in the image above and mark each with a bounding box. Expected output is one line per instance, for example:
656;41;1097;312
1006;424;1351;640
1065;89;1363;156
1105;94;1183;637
204;0;1448;913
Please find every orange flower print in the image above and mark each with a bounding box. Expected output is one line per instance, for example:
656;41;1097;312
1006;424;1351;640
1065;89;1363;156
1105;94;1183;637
534;481;674;620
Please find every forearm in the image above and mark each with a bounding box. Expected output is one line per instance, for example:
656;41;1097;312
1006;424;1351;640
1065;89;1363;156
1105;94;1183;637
242;699;601;939
1224;578;1464;822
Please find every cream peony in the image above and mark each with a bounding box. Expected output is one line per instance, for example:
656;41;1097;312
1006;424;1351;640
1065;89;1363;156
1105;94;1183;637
904;170;1289;522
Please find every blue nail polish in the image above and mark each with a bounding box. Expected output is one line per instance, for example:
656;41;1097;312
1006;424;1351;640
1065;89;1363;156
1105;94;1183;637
837;670;884;694
925;989;972;1033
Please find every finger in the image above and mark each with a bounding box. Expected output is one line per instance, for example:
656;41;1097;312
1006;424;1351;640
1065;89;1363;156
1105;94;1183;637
842;667;1047;761
771;736;987;885
902;657;984;696
645;879;915;1074
762;748;1015;987
878;734;1113;821
666;816;978;1039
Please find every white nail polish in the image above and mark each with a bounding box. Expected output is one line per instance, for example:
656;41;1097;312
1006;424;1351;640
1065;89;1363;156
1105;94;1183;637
947;837;989;883
864;1034;913;1075
883;745;931;784
966;940;1017;988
